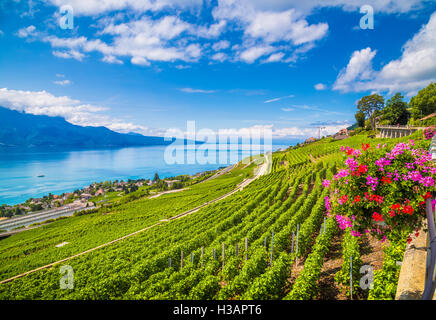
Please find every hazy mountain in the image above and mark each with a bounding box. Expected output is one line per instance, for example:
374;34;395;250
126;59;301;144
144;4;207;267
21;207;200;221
0;107;175;149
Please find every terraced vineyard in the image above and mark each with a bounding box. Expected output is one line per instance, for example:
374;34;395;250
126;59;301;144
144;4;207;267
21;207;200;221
0;132;429;300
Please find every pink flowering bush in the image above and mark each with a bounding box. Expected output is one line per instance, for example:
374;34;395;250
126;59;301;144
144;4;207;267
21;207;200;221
424;126;435;140
323;140;436;241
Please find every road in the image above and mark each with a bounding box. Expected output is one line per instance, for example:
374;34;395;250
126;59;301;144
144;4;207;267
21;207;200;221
0;205;95;234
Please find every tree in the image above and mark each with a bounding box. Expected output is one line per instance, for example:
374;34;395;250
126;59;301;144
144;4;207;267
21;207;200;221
153;173;160;182
410;82;436;120
355;112;365;128
357;94;384;130
383;93;409;125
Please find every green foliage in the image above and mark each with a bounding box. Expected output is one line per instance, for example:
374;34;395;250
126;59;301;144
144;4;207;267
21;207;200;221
368;233;407;300
284;217;337;300
383;93;410;125
410;82;436;120
355;111;366;128
335;229;363;296
357;94;385;130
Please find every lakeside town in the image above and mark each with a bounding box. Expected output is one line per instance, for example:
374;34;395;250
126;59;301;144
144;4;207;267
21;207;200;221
0;169;218;223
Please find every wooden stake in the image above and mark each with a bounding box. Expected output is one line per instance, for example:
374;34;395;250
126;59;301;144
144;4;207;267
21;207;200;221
222;243;225;267
350;256;353;300
295;224;300;265
180;250;184;271
236;243;239;257
291;231;295;254
270;231;274;267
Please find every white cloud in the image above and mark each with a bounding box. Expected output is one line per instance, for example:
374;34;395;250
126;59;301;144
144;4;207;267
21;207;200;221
0;30;4;36
47;0;203;16
333;47;376;92
281;107;295;112
244;9;328;45
264;94;295;103
52;50;85;61
16;25;36;38
263;52;285;63
314;83;327;90
102;55;123;64
212;40;230;51
240;45;275;63
333;11;436;95
179;87;217;93
211;52;227;62
53;79;71;86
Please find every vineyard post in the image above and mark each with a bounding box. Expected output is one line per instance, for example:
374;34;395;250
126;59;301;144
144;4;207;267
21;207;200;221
291;231;295;254
169;257;172;268
350;256;353;300
201;247;204;266
191;252;193;263
236;243;239;257
323;217;326;234
270;231;274;267
213;248;216;260
222;243;225;267
320;225;323;236
295;224;300;264
264;236;267;248
245;237;248;261
181;250;184;271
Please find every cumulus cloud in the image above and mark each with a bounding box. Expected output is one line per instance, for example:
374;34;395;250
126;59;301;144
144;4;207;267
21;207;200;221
314;83;327;90
16;25;36;38
333;47;377;92
333;11;436;95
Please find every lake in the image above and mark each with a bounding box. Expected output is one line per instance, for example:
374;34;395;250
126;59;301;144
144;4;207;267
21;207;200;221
0;142;297;206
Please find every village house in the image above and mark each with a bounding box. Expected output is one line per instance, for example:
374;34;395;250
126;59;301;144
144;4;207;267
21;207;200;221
80;193;92;200
304;137;317;144
95;188;105;196
165;180;180;188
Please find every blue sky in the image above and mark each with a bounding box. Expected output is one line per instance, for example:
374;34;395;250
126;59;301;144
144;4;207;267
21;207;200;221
0;0;435;140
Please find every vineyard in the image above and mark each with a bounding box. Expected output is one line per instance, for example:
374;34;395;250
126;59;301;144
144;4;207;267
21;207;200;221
0;131;431;300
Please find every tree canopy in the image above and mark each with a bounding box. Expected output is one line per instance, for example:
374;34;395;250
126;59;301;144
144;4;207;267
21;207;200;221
355;111;365;128
383;93;409;125
357;94;384;130
410;82;436;120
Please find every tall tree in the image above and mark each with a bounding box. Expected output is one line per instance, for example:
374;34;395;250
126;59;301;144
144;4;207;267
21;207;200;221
410;82;436;120
153;173;160;182
355;111;365;128
383;93;410;125
357;94;384;130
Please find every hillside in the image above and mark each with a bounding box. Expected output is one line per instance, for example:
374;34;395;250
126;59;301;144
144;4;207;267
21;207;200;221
0;107;175;149
0;131;432;300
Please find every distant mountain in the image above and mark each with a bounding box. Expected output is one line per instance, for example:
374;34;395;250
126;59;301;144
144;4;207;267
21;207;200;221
0;107;176;149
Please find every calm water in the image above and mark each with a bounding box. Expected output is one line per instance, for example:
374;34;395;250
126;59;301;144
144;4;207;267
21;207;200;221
0;143;295;206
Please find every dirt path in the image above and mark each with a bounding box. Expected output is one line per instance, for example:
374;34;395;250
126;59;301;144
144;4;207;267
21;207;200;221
0;163;267;285
317;233;348;300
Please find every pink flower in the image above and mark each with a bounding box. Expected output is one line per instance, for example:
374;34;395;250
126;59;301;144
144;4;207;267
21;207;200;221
322;179;331;188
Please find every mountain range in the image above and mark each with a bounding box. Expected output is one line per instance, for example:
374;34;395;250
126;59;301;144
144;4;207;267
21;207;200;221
0;107;175;149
